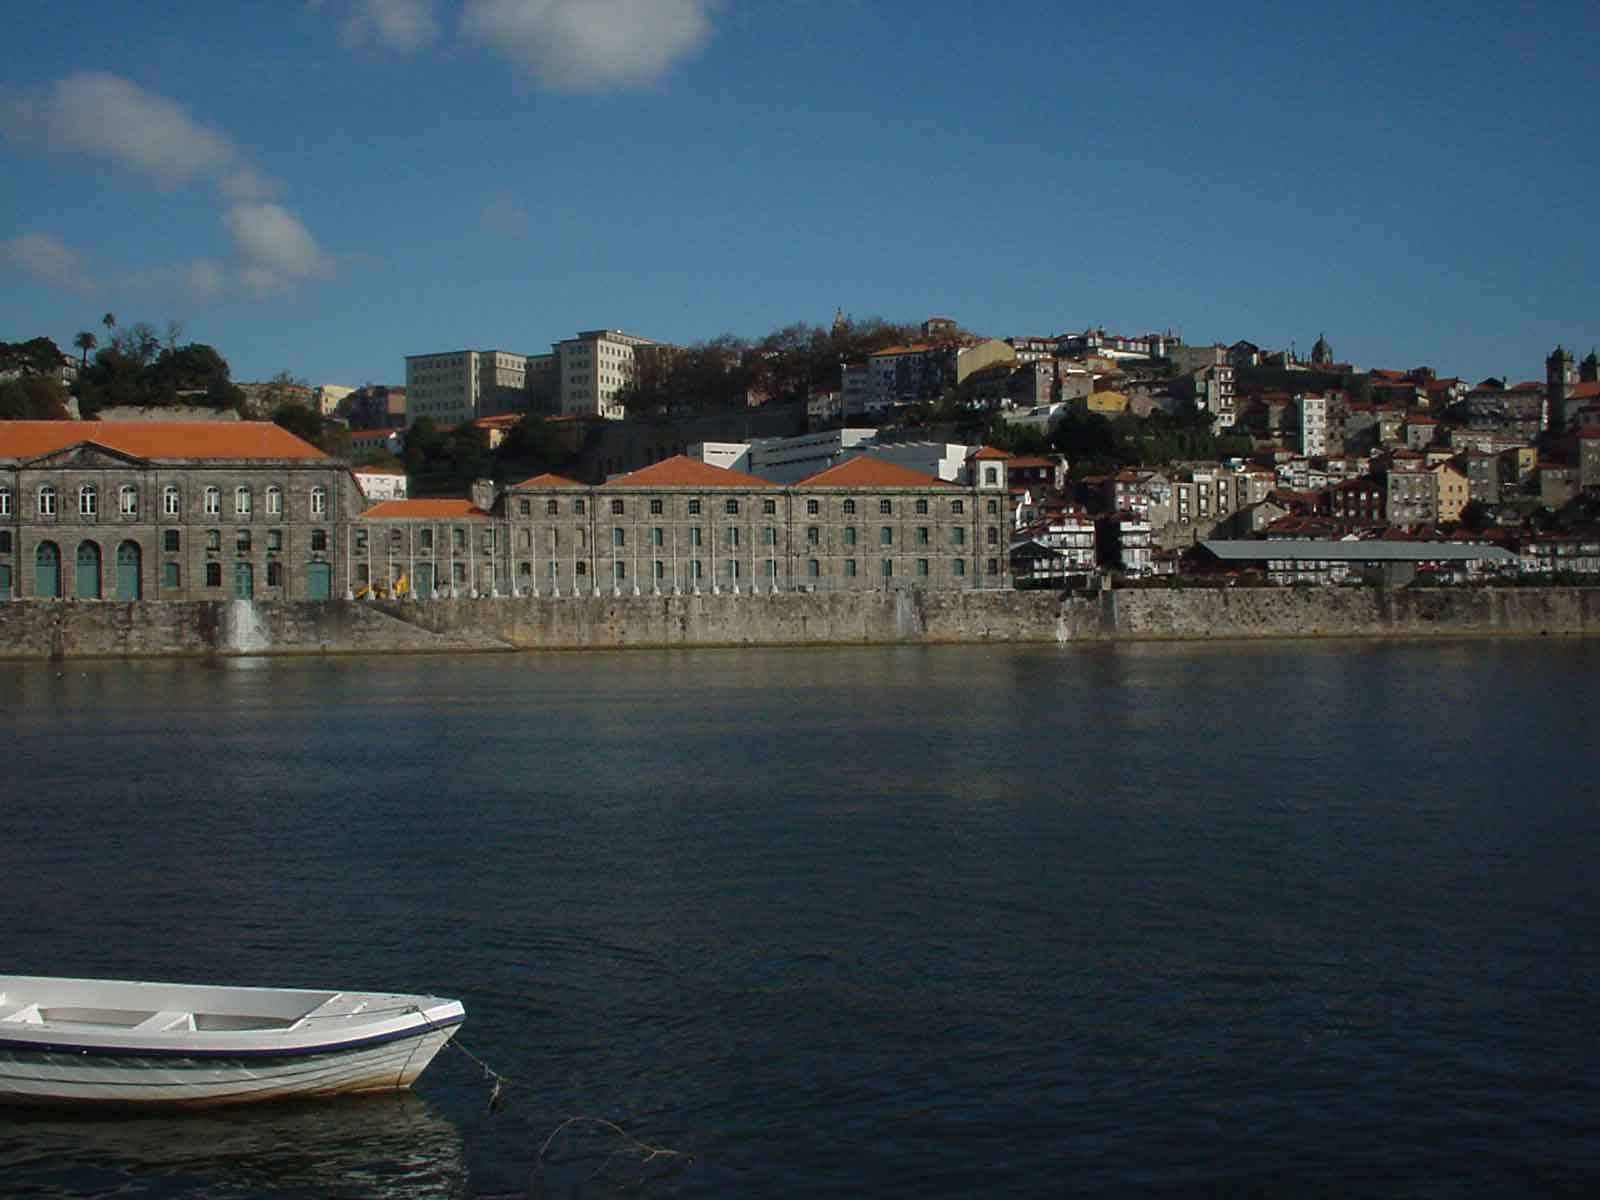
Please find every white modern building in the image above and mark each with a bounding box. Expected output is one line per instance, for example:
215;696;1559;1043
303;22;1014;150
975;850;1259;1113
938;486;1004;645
554;329;657;420
1297;393;1328;456
404;350;532;425
352;466;408;502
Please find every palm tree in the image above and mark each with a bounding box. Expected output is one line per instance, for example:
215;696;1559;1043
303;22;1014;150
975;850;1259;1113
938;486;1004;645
73;331;97;371
101;312;116;339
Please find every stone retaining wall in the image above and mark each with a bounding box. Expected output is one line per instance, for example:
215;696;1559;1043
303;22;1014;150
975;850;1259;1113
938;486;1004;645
0;587;1594;660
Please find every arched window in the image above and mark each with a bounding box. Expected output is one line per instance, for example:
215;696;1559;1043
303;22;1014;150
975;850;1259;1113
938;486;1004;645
79;485;97;517
235;486;251;515
164;485;181;516
266;486;282;515
204;486;221;515
119;485;139;516
39;485;57;516
310;485;327;515
843;499;856;515
0;487;10;516
546;499;558;515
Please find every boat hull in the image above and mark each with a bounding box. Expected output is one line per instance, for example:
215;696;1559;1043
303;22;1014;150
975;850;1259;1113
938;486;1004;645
0;1023;460;1108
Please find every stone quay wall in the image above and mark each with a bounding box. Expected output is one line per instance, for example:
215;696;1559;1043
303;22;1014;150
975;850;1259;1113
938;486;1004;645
0;586;1595;660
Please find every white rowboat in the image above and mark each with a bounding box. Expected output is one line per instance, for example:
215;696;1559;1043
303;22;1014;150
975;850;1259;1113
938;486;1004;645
0;974;465;1108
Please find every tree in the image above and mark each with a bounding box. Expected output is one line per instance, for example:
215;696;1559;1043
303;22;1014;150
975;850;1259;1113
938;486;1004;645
73;331;97;372
271;400;324;446
101;312;116;340
493;413;562;479
0;375;71;420
0;337;67;377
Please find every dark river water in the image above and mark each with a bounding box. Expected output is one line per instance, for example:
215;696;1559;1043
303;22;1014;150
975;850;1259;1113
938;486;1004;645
1;640;1597;1197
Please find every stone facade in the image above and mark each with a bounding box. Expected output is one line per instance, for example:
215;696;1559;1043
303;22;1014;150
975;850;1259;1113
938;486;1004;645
357;454;1014;599
0;423;361;603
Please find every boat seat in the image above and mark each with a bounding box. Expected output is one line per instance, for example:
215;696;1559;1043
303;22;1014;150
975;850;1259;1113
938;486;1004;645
133;1010;196;1032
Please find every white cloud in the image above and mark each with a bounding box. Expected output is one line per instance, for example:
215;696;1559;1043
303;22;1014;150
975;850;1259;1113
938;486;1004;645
1;232;97;292
479;191;529;237
2;73;336;301
461;0;716;90
223;203;333;294
220;164;282;202
334;0;441;48
0;71;235;188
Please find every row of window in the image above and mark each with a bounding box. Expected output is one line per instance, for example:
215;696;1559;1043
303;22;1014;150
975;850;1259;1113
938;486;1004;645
507;496;997;518
0;529;331;555
339;524;1002;556
502;557;1001;581
1;484;328;519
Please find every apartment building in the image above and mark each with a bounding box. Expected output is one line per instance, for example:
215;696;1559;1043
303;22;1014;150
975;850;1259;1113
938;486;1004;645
554;329;657;420
405;350;532;424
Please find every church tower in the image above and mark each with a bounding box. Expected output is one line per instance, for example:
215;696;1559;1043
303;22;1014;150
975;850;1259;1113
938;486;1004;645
1547;345;1576;432
1310;333;1333;368
1581;350;1599;385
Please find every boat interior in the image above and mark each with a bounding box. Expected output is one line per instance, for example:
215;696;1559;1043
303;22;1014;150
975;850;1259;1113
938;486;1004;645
0;1004;299;1032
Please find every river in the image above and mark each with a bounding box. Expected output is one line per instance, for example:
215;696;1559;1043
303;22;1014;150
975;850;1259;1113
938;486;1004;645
1;640;1597;1196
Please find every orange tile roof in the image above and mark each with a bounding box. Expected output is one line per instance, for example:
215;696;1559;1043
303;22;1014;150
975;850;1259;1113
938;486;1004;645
967;446;1010;460
798;455;954;488
603;455;778;489
359;499;490;519
868;343;934;357
352;464;404;474
0;420;328;461
1571;381;1600;400
511;471;586;489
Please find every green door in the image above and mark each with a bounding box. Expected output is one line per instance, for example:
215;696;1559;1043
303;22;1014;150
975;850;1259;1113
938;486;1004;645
75;541;101;599
116;541;141;601
0;563;11;600
35;542;60;598
306;561;332;600
414;562;434;598
233;561;254;598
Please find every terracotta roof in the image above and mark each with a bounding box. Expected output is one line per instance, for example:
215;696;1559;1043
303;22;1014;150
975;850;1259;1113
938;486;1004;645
352;464;404;474
797;455;953;488
1007;455;1056;468
360;499;491;519
967;446;1010;460
603;455;778;489
0;420;328;461
510;471;586;489
1570;381;1600;400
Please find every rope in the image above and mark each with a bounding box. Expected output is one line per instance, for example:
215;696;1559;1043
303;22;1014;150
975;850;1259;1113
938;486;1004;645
450;1038;515;1112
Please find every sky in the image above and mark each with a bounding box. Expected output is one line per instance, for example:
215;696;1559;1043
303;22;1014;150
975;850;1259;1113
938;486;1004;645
3;0;1598;389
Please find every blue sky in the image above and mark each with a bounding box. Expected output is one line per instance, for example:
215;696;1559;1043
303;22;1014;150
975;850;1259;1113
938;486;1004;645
3;0;1597;389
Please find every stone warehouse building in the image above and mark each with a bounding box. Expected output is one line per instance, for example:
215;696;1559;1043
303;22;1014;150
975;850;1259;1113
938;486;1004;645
0;422;362;602
351;454;1012;598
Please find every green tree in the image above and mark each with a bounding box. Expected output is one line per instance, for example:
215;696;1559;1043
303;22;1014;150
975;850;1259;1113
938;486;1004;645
493;413;562;479
73;331;97;372
271;401;324;446
0;375;71;420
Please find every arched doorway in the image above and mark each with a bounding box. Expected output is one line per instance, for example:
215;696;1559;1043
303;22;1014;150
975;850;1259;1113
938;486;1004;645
35;542;60;598
233;561;254;599
116;541;142;601
75;541;101;599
